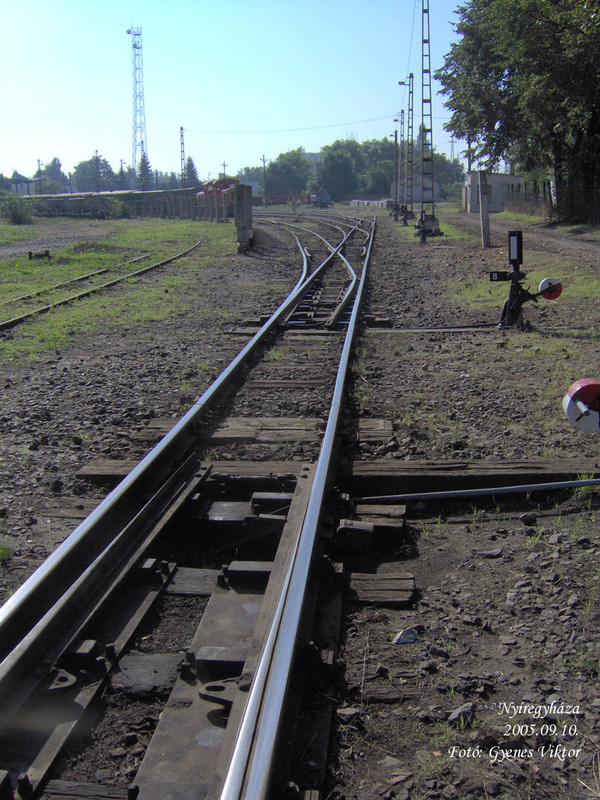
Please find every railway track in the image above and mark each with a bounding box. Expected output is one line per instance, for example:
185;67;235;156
0;241;202;332
3;209;600;800
0;213;381;800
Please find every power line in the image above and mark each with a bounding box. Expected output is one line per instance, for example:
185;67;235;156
185;116;392;136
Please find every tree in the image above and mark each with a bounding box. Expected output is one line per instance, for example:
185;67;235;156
316;139;366;200
43;158;68;188
435;0;600;221
184;157;200;187
266;148;311;196
239;165;265;194
33;157;69;194
433;153;465;200
73;154;115;192
36;178;65;195
137;151;153;192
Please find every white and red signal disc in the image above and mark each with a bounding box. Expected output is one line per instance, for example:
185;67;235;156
539;277;562;300
563;378;600;432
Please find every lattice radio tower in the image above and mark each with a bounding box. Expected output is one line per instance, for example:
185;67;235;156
126;27;148;170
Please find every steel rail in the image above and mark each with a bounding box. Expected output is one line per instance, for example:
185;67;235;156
219;216;376;800
0;241;202;331
0;223;357;727
262;218;359;326
357;477;600;504
256;210;373;239
0;254;149;308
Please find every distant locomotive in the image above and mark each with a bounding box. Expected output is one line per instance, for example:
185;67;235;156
198;178;239;218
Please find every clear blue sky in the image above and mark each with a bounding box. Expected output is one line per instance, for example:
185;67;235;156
0;0;463;181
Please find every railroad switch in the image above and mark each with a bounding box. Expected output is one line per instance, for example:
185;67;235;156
491;231;562;328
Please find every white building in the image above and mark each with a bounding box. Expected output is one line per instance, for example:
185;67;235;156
464;171;522;213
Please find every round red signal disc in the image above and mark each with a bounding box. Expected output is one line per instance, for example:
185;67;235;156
563;378;600;432
539;277;562;300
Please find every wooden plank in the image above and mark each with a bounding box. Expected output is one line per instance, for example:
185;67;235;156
43;781;125;799
246;379;327;389
357;418;394;442
348;573;415;607
134;416;391;445
76;460;139;482
75;458;303;483
342;458;600;494
38;497;100;521
354;503;406;518
135;416;326;444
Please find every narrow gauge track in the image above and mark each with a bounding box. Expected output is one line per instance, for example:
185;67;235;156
0;241;202;332
0;214;376;800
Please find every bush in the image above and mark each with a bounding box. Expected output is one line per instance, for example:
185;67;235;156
107;198;131;219
0;191;33;224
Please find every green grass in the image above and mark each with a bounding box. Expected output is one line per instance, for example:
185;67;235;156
389;211;474;243
0;219;240;363
0;220;41;247
0;538;13;566
495;210;546;224
0;219;227;305
556;222;600;237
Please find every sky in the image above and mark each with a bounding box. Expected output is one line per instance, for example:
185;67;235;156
0;0;463;181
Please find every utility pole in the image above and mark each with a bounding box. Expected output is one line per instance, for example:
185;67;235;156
180;127;186;189
126;27;148;170
399;109;405;205
399;73;414;216
420;0;436;229
479;170;491;248
261;155;268;207
222;161;228;178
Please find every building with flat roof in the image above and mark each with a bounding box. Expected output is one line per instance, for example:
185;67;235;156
465;171;522;213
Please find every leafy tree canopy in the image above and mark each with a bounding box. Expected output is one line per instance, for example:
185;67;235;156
266;148;312;195
73;154;116;193
435;0;600;220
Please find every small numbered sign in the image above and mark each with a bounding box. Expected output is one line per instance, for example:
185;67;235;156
563;378;600;432
539;277;562;300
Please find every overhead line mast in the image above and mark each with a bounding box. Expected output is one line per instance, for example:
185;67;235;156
127;26;148;171
419;0;440;239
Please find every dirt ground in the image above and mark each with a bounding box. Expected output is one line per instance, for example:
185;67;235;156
2;209;600;799
329;210;600;800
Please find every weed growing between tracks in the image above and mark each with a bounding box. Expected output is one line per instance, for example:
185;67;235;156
0;220;247;363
